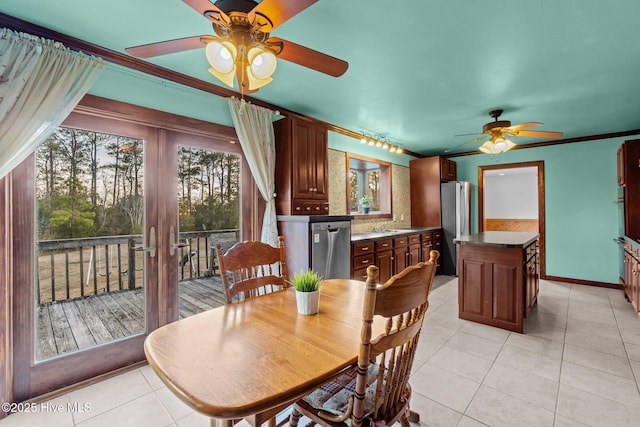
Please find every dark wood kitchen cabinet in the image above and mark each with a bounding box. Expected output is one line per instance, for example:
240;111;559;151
456;233;539;333
421;230;443;273
433;230;443;274
274;116;329;215
618;139;640;241
410;156;457;227
407;234;421;265
352;241;375;280
351;229;442;281
375;239;394;283
623;240;640;316
524;240;540;317
440;157;457;182
394;236;409;278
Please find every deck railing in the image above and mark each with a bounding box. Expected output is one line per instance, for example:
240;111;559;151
36;229;240;304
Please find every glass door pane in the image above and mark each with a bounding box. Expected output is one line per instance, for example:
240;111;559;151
175;145;241;317
35;127;146;360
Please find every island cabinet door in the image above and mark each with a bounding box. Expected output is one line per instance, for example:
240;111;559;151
458;245;525;333
491;263;522;327
459;258;493;320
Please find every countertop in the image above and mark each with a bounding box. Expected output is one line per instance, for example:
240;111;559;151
277;215;354;223
351;226;441;242
454;231;539;248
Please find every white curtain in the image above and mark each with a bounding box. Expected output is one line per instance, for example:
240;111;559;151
227;97;278;246
0;28;105;178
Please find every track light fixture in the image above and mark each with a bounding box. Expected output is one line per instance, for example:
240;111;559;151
359;133;404;155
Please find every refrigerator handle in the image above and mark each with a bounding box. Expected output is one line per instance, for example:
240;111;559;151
460;186;467;235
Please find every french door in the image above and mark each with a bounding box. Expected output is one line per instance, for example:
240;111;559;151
10;102;252;401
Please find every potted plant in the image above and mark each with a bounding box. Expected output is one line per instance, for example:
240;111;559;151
288;270;322;315
359;194;372;214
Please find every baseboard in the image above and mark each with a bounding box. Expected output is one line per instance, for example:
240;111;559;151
543;275;620;289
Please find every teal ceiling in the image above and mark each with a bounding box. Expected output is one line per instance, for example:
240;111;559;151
2;0;640;156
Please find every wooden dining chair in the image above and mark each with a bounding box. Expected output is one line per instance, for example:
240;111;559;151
289;250;439;427
215;236;288;304
215;236;289;427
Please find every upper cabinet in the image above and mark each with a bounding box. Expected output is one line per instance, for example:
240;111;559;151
274;117;329;215
410;156;457;227
619;139;640;241
440;157;457;182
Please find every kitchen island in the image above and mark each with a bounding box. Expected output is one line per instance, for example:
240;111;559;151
455;231;539;333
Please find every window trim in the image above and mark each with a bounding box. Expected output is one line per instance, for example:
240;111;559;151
346;152;393;219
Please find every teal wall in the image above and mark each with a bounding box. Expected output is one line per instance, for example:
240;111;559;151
451;138;622;285
92;63;418;167
89;62;622;285
89;63;234;127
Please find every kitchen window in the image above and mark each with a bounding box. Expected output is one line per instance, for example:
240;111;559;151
347;153;392;217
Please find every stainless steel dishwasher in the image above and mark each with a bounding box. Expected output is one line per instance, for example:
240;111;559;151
310;220;351;280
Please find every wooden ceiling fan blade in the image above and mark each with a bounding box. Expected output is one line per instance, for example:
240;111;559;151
514;130;564;138
182;0;230;24
507;122;543;132
269;37;348;77
126;36;213;59
466;135;490;145
249;0;317;32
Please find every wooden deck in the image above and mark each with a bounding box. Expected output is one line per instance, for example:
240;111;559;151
36;277;227;360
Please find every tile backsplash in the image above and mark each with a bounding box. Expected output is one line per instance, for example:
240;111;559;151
327;149;411;231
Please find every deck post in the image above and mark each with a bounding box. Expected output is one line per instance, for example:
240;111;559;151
128;238;136;290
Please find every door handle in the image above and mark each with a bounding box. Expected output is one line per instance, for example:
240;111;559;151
134;226;156;258
170;226;189;256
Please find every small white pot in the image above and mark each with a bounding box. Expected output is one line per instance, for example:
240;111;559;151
296;290;320;315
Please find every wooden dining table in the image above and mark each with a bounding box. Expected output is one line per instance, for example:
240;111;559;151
144;278;385;426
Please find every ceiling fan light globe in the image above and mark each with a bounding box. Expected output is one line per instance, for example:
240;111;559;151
248;47;278;80
205;40;237;74
479;141;498;154
493;138;508;152
208;67;236;88
493;137;515;152
501;139;516;152
246;66;273;90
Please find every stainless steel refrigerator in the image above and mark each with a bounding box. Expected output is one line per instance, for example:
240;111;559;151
440;181;471;275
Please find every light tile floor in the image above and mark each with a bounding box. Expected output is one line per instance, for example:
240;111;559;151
2;277;640;427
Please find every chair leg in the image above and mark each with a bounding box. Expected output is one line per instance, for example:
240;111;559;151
289;407;303;427
399;412;412;427
408;410;420;423
211;419;234;427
